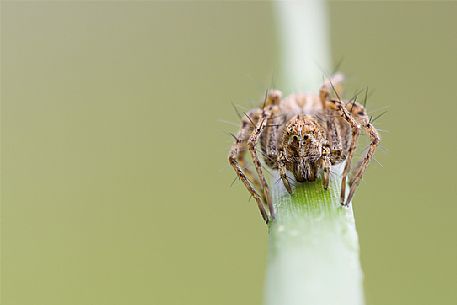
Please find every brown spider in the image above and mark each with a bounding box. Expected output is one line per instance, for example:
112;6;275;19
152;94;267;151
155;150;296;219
228;74;380;224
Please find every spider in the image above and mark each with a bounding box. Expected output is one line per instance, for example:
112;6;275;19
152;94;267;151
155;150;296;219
228;74;380;224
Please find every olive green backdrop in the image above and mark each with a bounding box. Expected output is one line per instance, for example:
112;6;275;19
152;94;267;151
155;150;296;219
2;1;456;305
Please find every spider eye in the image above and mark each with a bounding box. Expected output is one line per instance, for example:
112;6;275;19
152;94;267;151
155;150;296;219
303;135;309;140
292;135;299;141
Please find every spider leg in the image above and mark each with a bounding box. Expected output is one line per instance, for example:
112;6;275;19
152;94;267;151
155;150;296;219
248;109;275;220
319;146;332;190
238;150;265;201
343;101;381;206
228;112;269;223
346;121;380;206
324;99;360;205
277;150;293;194
319;73;345;109
320;155;331;189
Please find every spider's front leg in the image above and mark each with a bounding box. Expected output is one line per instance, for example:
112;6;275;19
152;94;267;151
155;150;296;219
324;99;360;205
247;109;275;220
347;121;380;205
342;102;381;205
319;74;361;204
228;113;269;223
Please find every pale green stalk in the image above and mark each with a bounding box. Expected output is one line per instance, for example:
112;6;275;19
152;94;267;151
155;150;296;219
264;2;365;305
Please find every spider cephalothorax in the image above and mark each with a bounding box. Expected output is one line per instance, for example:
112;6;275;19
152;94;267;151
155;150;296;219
281;115;328;183
228;74;380;223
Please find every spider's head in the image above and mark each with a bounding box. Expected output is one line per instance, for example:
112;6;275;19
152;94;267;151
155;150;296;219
284;115;327;182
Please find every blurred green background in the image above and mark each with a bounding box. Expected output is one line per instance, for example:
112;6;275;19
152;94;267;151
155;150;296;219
2;1;456;305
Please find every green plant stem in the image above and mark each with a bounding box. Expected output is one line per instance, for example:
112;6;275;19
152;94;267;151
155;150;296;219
264;1;365;305
264;169;364;305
